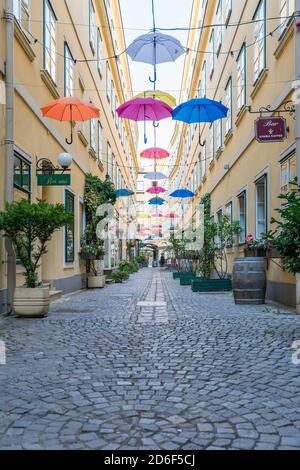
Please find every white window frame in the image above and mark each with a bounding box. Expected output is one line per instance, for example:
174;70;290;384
44;0;56;82
64;42;74;97
253;0;266;83
225;77;232;135
209;30;215;77
237;43;246;112
255;174;268;238
216;0;222;53
89;0;95;52
238;190;247;243
97;28;102;75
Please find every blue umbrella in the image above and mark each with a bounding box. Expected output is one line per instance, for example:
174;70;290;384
114;188;135;197
170;189;195;198
148;197;165;206
126;31;185;83
172;98;228;146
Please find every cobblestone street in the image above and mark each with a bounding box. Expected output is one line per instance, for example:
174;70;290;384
1;268;300;450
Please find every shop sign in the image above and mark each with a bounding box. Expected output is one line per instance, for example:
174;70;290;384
37;173;71;186
255;117;287;143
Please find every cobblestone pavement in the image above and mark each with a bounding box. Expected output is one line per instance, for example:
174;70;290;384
1;268;300;450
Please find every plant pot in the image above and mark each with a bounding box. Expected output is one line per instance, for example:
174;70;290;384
80;252;96;261
87;275;105;289
191;278;232;292
232;257;266;304
179;272;195;286
14;287;50;318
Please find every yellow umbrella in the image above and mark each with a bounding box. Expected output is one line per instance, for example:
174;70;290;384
133;90;176;108
136;213;151;219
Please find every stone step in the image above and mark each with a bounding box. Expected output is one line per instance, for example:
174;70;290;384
49;290;63;302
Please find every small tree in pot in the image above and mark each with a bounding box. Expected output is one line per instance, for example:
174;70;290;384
0;200;72;317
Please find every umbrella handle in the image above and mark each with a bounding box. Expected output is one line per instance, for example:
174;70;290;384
144;120;147;144
66;120;73;145
149;67;157;84
153;122;159;128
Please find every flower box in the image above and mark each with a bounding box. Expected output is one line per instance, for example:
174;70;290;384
191;278;232;293
179;272;195;286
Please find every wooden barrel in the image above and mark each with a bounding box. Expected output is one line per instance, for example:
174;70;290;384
232;257;266;305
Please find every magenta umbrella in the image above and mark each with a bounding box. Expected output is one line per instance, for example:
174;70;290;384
140;147;170;160
146;186;166;194
116;98;172;144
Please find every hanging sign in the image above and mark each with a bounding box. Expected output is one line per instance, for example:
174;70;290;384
37;173;71;186
255;117;287;143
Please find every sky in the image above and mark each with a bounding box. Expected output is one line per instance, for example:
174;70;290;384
120;0;193;159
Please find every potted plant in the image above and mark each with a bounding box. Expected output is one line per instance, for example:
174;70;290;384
111;269;128;284
82;174;116;289
244;234;273;257
270;178;300;312
0;200;72;317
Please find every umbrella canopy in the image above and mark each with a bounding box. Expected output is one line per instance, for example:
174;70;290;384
144;172;168;180
41;97;100;144
134;90;176;107
152;224;163;228
126;32;185;65
165;213;179;219
148;197;165;206
170;189;195;198
137;213;151;219
116;98;172;122
172;98;228;146
114;188;135;197
146;186;166;194
152;212;163;218
140;147;170;160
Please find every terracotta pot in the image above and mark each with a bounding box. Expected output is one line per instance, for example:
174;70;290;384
14;287;50;318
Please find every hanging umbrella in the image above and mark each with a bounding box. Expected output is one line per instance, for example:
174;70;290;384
137;213;151;219
144;172;168;180
172;98;228;146
134;90;176;108
126;31;185;65
146;186;166;194
41;97;100;145
114;188;135;197
165;213;179;219
152;212;163;218
170;189;195;198
148;197;165;206
117;98;172;143
140;147;170;160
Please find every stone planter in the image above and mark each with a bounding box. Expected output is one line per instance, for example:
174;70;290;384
14;287;50;318
191;278;232;292
87;275;105;289
232;257;266;304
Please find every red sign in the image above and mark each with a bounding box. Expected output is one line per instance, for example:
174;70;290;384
255;117;287;143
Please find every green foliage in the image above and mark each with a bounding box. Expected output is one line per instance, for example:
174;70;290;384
0;200;72;287
118;260;139;275
270;178;300;274
81;174;116;272
136;254;147;265
111;270;128;283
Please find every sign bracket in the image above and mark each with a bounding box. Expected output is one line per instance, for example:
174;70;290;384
247;101;295;119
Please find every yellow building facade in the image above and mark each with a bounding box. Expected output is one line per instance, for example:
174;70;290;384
0;0;139;313
169;0;297;307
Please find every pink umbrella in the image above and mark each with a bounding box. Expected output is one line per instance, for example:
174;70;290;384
140;147;170;159
165;213;179;219
152;212;163;217
116;98;172;122
152;224;163;228
146;186;166;194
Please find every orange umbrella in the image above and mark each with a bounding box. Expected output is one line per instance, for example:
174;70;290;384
41;97;100;144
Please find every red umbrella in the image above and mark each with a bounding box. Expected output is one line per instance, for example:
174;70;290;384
165;213;179;219
41;97;100;144
140;147;170;159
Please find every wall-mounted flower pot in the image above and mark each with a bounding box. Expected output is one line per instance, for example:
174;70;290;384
87;275;105;289
191;278;232;293
14;287;50;318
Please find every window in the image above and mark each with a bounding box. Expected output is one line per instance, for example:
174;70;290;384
236;45;246;113
225;77;232;135
280;154;296;194
224;0;232;24
106;62;111;101
136;180;144;192
238;191;247;243
43;0;56;81
98;122;102;163
13;153;31;202
78;198;86;251
216;0;222;53
90;119;96;150
253;0;266;83
97;29;102;75
65;190;75;263
111;81;115;114
106;141;111;177
279;0;294;36
255;175;267;238
64;43;74;97
210;124;215;162
14;0;30;32
89;0;95;52
225;201;233;246
209;30;215;76
216;118;222;151
201;62;206;97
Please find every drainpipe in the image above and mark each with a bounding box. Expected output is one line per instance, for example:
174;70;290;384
4;0;16;314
